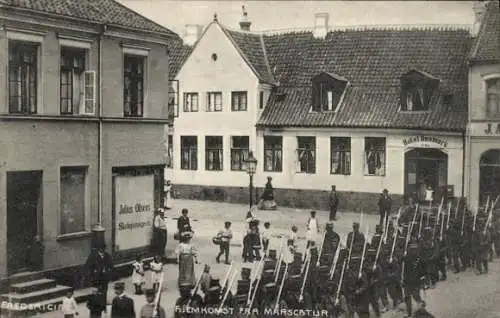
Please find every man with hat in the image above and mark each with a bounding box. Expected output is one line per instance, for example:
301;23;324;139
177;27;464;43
111;282;135;318
140;288;166;318
328;185;339;221
178;208;193;237
378;189;392;227
153;208;168;259
347;222;366;255
216;221;233;264
84;245;114;305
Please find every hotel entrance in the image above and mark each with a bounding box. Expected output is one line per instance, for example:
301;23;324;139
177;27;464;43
404;148;448;203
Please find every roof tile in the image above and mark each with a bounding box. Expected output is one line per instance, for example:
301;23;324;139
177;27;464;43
470;1;500;62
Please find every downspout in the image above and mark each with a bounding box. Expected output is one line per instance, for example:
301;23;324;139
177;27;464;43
462;130;466;200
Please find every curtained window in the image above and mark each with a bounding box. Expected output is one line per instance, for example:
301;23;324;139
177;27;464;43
183;92;198;112
206;92;222;112
231;136;249;171
364;137;386;176
60;167;87;234
330;137;351;175
60;47;88;115
181;136;197;170
231;91;247;111
8;41;38;114
264;136;282;172
486;78;500;117
205;136;223;171
123;55;144;117
296;137;316;174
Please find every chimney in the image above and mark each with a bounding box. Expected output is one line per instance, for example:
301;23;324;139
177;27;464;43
314;13;329;39
239;6;251;31
471;1;487;37
183;24;203;46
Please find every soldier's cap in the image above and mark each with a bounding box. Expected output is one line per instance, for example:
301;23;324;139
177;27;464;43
114;282;125;290
145;289;155;297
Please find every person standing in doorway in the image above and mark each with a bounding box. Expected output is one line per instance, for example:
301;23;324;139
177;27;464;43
216;221;232;264
328;185;339;221
152;208;167;259
378;189;392;228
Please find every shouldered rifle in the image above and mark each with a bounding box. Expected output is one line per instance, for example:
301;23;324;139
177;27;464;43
299;253;311;302
455;197;461;220
316;231;327;267
335;260;348;306
248;258;264;305
347;229;355;269
359;226;369;278
274;262;289;311
374;228;384;270
274;237;284;277
400;214;416;301
248;261;265;310
446;202;452;231
152;272;164;318
187;267;203;306
440;206;446;241
461;203;466;236
389;224;398;264
219;270;237;311
329;245;341;280
484;195;499;235
221;262;233;288
383;211;391;244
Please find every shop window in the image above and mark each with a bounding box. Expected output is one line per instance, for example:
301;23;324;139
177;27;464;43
400;70;439;112
297;136;316;174
486;78;500;117
8;40;39;114
168;80;179;117
166;135;173;168
311;72;348;112
479;149;500;204
264;136;282;172
364;137;386;176
183;92;199;112
181;136;197;170
331;137;351;175
60;167;87;234
205;136;223;171
123;54;145;117
231;136;249;171
231;91;247;111
206;92;222;112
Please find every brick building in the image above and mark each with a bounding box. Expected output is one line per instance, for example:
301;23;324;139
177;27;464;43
0;0;176;280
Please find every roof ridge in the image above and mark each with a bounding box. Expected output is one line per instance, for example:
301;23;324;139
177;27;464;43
259;33;275;84
262;24;471;35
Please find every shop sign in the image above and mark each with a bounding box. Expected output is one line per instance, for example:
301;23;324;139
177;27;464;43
469;123;500;136
114;174;154;251
402;135;448;149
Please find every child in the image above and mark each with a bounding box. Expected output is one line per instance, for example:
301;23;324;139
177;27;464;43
290;225;298;249
62;289;79;318
262;222;271;256
86;288;106;318
199;264;212;295
283;239;295;265
150;255;164;292
132;256;145;295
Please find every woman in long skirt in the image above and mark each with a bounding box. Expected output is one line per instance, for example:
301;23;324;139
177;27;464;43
164;180;174;210
176;232;198;289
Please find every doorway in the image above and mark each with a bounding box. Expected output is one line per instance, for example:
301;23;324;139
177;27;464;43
7;171;43;274
404;148;448;203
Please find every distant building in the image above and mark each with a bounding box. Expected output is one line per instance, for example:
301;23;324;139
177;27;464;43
465;1;500;212
0;0;176;279
168;8;472;212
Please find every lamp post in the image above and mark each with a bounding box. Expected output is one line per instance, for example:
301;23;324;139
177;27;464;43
245;151;258;208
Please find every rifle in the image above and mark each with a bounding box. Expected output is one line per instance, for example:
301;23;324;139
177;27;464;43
440;206;445;241
346;229;355;269
316;231;327;267
400;212;416;301
248;261;264;310
247;258;264;305
219;270;237;311
446;202;452;231
484;195;499;234
383;211;391;244
416;203;423;239
334;260;348;305
460;204;466;236
374;228;384;270
426;200;432;227
389;224;398;264
221;262;233;288
329;245;341;280
274;262;289;311
152;271;164;318
274;237;284;277
455;197;461;220
186;268;203;306
358;226;369;278
299;253;311;302
301;252;310;275
432;199;443;243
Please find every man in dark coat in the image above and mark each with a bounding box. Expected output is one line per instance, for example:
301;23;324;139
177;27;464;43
347;222;366;255
178;209;192;236
378;189;392;227
87;288;107;318
84;245;114;304
328;185;339;220
111;282;135;318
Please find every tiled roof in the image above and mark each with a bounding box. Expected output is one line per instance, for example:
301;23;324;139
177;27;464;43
1;0;178;38
470;1;500;62
257;28;472;131
223;27;276;84
168;39;193;79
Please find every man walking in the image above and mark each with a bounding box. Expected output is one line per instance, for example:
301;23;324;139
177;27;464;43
328;185;339;221
111;282;135;318
216;221;233;264
378;189;392;227
178;208;192;236
84;245;114;305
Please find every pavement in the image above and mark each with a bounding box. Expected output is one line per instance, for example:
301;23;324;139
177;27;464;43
35;199;500;317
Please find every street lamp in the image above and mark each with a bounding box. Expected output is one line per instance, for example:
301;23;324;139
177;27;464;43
245;151;258;208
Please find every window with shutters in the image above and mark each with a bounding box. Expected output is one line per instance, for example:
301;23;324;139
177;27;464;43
206;92;222;112
330;137;351;175
168;80;179;117
205;136;223;171
183;93;199;112
60;47;89;114
311;72;348;112
231;136;249;171
264;136;282;172
60;167;87;234
364;137;386;176
400;70;439;112
124;54;145;117
8;40;39;114
486;78;500;118
231;91;247;111
181;136;197;170
296;137;316;174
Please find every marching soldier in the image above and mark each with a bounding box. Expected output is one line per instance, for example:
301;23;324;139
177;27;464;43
473;217;491;275
324;222;341;264
419;227;437;288
347;222;366;254
448;219;463;273
402;242;423;318
364;249;381;317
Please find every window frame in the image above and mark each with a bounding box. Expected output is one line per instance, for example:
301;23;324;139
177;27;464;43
364;137;386;177
485;76;500;118
59;46;88;115
168;80;179;118
59;166;89;236
231;136;250;171
123;54;146;117
263;136;283;172
330;137;351;175
205;136;223;171
180;136;198;170
296;136;316;174
183;92;199;112
206;91;223;112
231;91;248;111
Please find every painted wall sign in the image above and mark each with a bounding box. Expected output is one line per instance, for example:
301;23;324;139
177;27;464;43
469;123;500;137
114;174;154;251
402;135;448;148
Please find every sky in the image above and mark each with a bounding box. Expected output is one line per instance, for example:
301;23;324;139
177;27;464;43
119;0;476;36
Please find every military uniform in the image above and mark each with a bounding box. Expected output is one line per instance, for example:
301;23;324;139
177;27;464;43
402;243;423;317
347;223;366;255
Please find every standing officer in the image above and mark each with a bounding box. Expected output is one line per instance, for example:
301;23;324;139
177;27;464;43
328;185;339;221
378;189;392;227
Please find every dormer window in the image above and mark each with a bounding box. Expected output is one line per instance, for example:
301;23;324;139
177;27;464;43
400;70;439;112
311;72;348;112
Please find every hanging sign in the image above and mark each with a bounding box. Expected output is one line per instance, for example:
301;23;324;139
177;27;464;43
402;135;448;149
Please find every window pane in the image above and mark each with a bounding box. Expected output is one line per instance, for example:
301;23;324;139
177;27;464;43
60;168;86;234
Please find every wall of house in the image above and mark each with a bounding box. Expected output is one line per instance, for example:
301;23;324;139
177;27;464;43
469;63;500;121
170;23;261;184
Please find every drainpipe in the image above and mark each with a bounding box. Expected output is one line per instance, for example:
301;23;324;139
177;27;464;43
462;131;466;200
91;24;107;249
